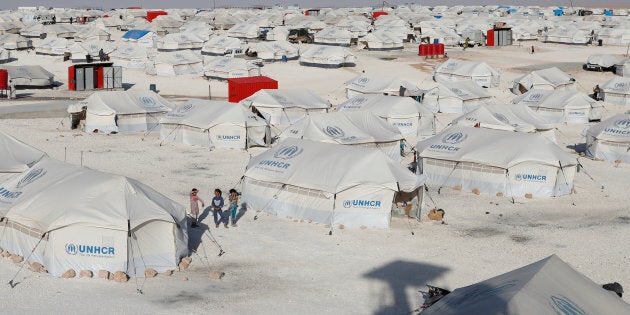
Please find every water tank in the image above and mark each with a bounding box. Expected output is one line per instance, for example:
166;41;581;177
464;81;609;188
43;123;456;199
0;69;8;90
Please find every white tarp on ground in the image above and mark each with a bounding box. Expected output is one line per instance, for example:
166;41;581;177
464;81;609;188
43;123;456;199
434;58;501;88
344;74;415;99
511;67;576;94
278;111;404;161
3;65;54;86
156;32;204;51
159;99;269;149
336;94;436;137
585;114;630;163
203;56;260;79
34;37;68;55
109;43;150;69
416;126;576;197
423;254;630;315
600;76;630;106
68;90;174;133
512;89;602;124
452;104;557;141
148;50;202;76
420;80;493;114
242;138;425;228
242;89;330;126
201;35;243;55
0;158;188;277
247;41;299;61
0;34;32;50
0;130;46;181
299;45;355;68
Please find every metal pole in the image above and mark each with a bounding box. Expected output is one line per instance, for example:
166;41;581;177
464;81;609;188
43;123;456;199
64;147;67;162
208;84;212;100
80;151;83;166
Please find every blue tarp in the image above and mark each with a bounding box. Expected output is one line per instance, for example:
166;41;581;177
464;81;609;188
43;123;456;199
122;30;150;40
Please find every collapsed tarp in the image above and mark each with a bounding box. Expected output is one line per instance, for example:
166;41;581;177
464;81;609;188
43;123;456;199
160;99;269;149
246;41;299;61
336;94;436;137
585;114;630;163
67;90;174;133
511;67;575;94
416;126;576;197
585;54;624;71
512;89;602;123
0;34;32;50
242;138;426;228
0;158;188;277
423;254;630;315
34;37;68;55
278;111;404;161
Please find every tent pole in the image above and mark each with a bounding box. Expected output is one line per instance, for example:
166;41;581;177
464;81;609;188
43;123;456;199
329;194;336;235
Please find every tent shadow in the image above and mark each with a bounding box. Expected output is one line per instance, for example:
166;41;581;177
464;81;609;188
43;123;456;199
364;260;449;315
187;219;209;253
234;202;248;224
122;83;135;91
567;143;586;153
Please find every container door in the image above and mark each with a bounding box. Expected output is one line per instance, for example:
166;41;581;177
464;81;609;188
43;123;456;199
113;66;123;88
76;68;85;91
85;67;95;90
103;67;114;89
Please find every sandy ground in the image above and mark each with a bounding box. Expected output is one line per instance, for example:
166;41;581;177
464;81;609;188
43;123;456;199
0;30;630;314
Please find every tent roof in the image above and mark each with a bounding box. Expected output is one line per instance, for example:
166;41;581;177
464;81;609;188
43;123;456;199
512;89;599;110
243;89;330;109
122;29;151;39
278;111;403;145
435;59;499;77
0;130;47;173
587;54;624;68
2;65;54;81
68;91;174;115
514;67;574;88
453;104;554;132
600;76;630;94
416;126;576;168
0;158;186;232
159;99;267;129
423;255;630;315
586;114;630;142
245;138;425;194
344;74;416;94
337;94;433;118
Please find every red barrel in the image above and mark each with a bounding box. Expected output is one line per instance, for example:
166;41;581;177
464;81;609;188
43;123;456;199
427;44;435;57
418;44;426;56
0;69;7;90
437;43;445;56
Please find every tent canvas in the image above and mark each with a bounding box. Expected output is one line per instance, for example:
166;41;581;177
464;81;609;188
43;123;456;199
344;74;415;99
299;45;355;68
420;80;493;114
434;58;501;88
512;89;602;123
242;88;330;126
242;138;425;228
511;67;575;95
2;65;54;87
203;56;261;80
585;114;630;163
0;158;188;277
0;130;47;181
600;76;630;106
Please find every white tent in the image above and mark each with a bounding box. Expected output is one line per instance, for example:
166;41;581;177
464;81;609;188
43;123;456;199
358;30;404;50
585;54;624;71
109;43;150;69
34;37;68;55
511;67;576;94
299;45;355;68
599;76;630;106
242;138;426;228
344;74;414;99
278;111;404;161
543;26;591;45
73;26;110;42
596;27;630;46
156;32;204;51
423;255;630;315
452;104;557;141
67;91;174;133
242;89;331;126
434;59;501;88
201;35;243;56
68;40;116;63
159;99;269;149
264;26;290;41
336;94;436;137
416;126;576;197
148;50;203;76
314;27;353;46
585;114;630;163
227;23;260;39
247;41;299;61
614;59;630;77
512;89;602;123
203;56;261;80
121;29;158;48
0;158;188;278
3;65;54;87
0;34;32;50
0;130;46;181
420;80;493;113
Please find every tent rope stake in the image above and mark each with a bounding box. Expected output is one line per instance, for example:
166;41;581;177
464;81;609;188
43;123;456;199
437;161;460;194
8;232;47;289
253;184;287;221
558;161;576;206
203;227;226;257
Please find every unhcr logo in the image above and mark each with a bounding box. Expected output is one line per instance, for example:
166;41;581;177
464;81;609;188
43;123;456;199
529;93;543;101
177;103;195;114
65;243;78;255
442;132;467;144
65;243;115;256
550;295;586;315
16;168;47;189
140;96;156;107
515;174;547;182
614;82;626;90
216;135;241;141
493;113;510;125
273;145;303;160
343;199;381;208
614;119;630;129
351;96;368;106
323;126;345;138
357;77;370;85
451;88;469;97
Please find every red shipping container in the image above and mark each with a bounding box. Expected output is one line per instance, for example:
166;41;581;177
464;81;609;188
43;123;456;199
146;10;167;22
436;43;445;56
228;76;278;103
372;11;389;19
487;29;494;46
0;69;8;90
68;66;75;91
97;67;104;89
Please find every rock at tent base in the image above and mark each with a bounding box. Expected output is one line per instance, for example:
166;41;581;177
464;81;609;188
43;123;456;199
145;268;158;278
453;185;462;191
182;277;189;281
472;188;480;195
39;266;47;273
338;224;345;230
324;224;330;228
10;254;23;264
293;219;299;222
496;192;504;197
579;152;586;157
308;220;313;223
98;270;110;279
181;257;192;265
572;187;577;194
300;219;305;223
108;272;115;280
614;159;621;165
113;271;128;282
178;261;189;270
62;269;76;278
1;250;10;258
360;226;367;230
525;193;533;199
209;271;225;280
29;262;43;272
80;270;93;278
163;270;173;276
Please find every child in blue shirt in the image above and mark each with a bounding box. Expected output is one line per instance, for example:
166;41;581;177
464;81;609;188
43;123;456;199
211;188;227;228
